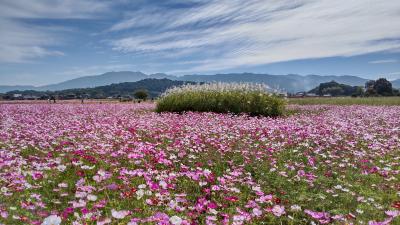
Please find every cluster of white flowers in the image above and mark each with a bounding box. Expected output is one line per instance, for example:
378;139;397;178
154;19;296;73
41;215;61;225
161;82;276;97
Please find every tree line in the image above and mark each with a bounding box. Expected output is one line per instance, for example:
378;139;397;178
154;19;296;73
308;78;399;97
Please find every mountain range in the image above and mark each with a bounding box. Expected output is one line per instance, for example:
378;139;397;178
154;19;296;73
1;71;399;93
4;79;195;99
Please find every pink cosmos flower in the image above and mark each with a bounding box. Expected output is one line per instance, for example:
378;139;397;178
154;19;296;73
32;172;43;180
297;170;306;177
271;205;285;217
252;208;262;217
368;218;392;225
224;196;239;202
1;210;9;218
304;210;331;224
97;218;111;225
385;210;400;217
207;202;218;209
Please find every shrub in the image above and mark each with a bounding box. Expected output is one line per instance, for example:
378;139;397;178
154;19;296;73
133;89;149;100
156;83;286;117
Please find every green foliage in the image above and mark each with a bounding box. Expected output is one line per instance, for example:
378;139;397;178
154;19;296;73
156;83;286;117
133;89;148;100
309;81;363;96
365;78;394;96
373;78;393;96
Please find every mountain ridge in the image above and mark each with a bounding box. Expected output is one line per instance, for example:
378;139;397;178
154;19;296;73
1;71;399;93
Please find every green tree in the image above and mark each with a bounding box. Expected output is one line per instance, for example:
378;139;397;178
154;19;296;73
322;86;344;96
134;89;148;100
373;78;393;96
352;86;364;97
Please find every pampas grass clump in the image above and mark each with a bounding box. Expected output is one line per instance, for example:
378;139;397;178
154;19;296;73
156;82;286;117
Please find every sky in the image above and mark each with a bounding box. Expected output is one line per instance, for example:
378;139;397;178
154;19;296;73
0;0;400;86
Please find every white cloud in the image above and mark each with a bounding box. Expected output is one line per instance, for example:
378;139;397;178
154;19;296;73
0;19;66;63
110;0;400;73
0;0;110;63
0;0;109;19
379;72;400;81
369;59;397;64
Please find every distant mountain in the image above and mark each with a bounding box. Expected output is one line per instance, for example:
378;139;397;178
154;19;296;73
0;85;36;93
39;71;174;91
76;78;193;98
2;71;398;93
0;71;174;93
4;79;195;99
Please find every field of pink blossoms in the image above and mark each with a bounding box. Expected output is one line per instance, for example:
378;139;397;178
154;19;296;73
0;103;399;225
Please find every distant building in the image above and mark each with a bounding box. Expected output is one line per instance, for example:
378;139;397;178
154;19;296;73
278;92;288;97
305;93;318;97
23;95;39;100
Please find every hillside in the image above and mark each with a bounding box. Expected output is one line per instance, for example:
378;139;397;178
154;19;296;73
3;79;195;99
3;71;399;93
78;78;194;98
39;71;168;91
308;81;363;96
0;85;36;93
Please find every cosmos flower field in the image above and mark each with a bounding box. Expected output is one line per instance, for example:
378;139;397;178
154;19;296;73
0;103;399;225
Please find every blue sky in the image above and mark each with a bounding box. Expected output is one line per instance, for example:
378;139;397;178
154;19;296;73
0;0;400;86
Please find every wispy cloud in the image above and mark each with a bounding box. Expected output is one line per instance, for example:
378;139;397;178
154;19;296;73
381;71;400;81
369;59;397;64
109;0;400;73
0;0;111;63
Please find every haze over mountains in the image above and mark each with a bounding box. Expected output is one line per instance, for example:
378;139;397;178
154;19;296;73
1;71;399;93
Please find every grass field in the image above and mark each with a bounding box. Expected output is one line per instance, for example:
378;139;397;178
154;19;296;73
288;96;400;105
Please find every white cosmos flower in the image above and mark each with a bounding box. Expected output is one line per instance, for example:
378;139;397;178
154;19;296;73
81;165;95;170
41;215;61;225
111;209;129;219
290;205;301;212
169;216;183;225
87;194;98;201
0;187;8;193
136;189;144;199
58;183;68;188
159;180;168;189
57;165;66;172
203;169;212;175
